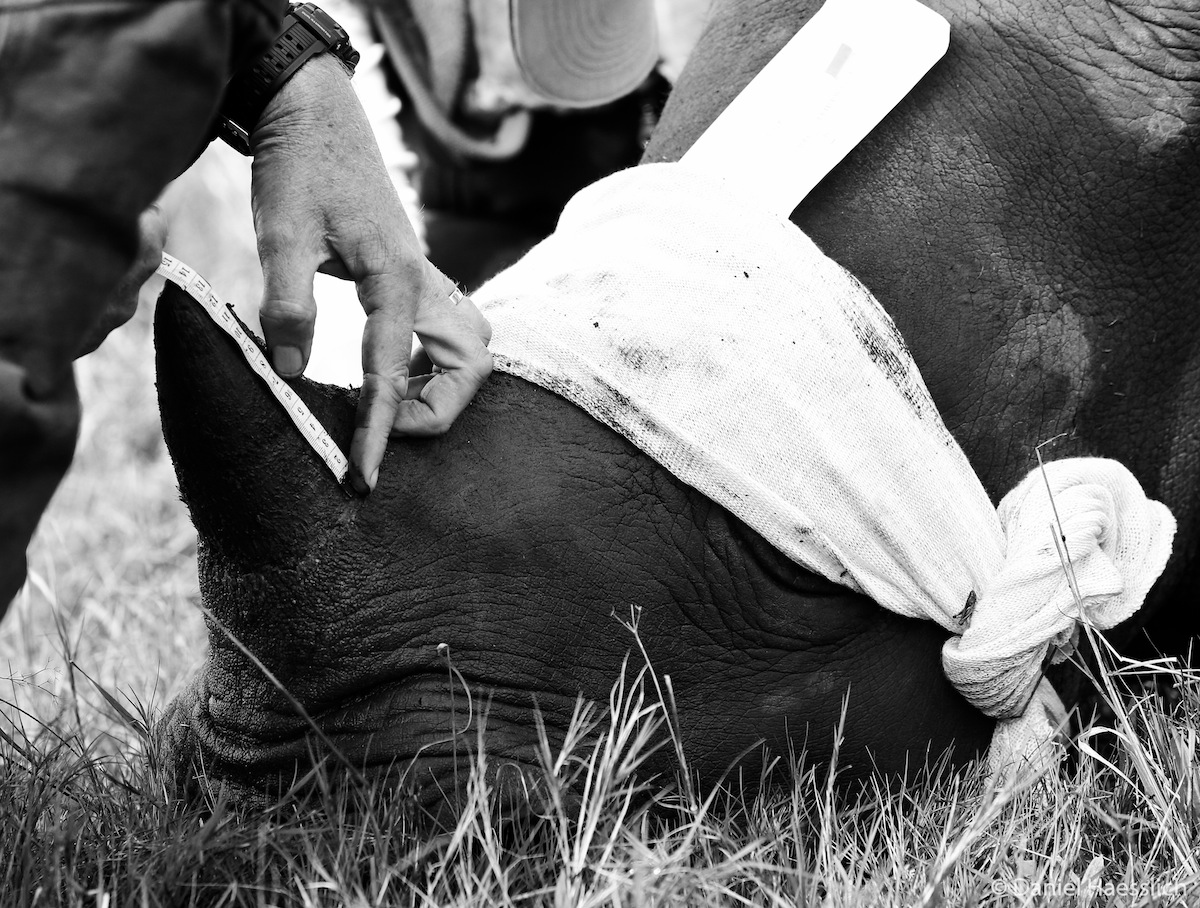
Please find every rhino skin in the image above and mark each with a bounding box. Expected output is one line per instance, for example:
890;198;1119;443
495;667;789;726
154;286;990;802
155;0;1199;803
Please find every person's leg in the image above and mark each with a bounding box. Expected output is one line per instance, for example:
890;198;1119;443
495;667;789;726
0;0;268;614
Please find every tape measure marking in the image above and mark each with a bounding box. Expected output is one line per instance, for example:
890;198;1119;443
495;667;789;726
156;253;351;485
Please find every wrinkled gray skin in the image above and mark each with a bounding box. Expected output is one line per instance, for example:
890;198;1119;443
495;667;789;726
156;0;1199;806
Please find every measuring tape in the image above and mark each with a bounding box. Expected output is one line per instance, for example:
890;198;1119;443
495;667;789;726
156;253;351;485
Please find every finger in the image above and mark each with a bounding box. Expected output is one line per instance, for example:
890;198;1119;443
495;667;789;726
446;286;492;345
408;286;491;376
134;204;169;283
349;371;404;495
393;352;493;435
413;285;492;370
75;205;170;358
111;204;169;313
408;343;434;378
393;281;492;434
349;267;420;492
114;203;169;302
403;372;434;399
258;243;320;378
316;254;352;281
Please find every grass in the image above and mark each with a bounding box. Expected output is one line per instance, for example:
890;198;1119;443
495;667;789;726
5;623;1200;907
4;147;1200;905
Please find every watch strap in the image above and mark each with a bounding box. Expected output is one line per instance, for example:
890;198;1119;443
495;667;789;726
217;3;360;155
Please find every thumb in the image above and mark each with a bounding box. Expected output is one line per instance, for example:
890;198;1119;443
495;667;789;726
258;245;320;378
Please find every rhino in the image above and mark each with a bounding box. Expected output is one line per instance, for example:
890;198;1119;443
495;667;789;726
154;0;1200;802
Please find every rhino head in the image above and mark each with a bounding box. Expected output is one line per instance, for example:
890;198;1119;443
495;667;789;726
153;281;991;805
152;0;1200;807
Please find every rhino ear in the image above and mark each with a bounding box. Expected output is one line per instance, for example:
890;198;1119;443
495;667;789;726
154;282;358;566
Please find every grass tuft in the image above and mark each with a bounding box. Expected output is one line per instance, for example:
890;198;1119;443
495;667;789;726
7;579;1200;904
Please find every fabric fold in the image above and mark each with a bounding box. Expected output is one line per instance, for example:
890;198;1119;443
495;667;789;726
471;163;1175;776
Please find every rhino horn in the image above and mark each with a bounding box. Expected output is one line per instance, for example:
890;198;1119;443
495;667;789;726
154;282;358;566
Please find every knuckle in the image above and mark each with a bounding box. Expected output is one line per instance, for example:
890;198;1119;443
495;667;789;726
259;296;316;327
255;230;295;262
361;371;406;410
468;348;495;383
424;410;456;435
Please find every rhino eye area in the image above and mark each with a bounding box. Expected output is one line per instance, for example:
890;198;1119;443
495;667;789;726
728;518;849;598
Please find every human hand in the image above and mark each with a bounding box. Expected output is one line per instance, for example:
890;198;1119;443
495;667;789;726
75;205;168;359
250;54;492;495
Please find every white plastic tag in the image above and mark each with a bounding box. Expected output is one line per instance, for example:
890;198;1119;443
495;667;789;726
680;0;949;217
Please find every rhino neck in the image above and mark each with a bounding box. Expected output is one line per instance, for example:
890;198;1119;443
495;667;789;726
154;282;358;568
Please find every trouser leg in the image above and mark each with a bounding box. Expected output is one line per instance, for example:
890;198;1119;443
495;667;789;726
0;0;247;616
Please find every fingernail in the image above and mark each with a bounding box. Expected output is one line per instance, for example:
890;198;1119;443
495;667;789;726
368;467;378;490
273;345;303;376
348;464;370;497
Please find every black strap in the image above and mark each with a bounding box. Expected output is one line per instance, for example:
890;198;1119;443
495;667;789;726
217;3;360;155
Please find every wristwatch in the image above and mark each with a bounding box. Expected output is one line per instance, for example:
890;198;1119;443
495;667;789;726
217;2;360;155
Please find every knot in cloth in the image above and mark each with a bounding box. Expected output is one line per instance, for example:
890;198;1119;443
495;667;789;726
943;462;1172;722
471;163;1176;777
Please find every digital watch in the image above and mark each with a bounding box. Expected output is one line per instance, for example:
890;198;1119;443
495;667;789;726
217;2;360;155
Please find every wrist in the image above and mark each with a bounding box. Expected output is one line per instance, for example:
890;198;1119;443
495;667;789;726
217;2;359;155
251;52;354;147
